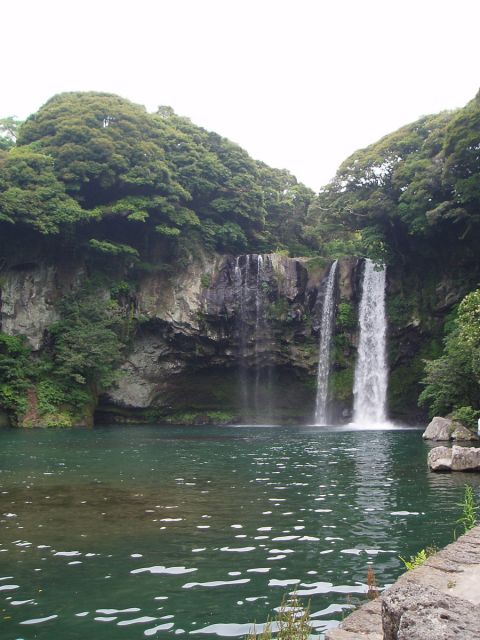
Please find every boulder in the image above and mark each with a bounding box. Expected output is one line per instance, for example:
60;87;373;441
423;416;478;441
382;581;480;640
428;445;480;472
428;446;454;471
451;423;479;441
422;416;453;440
451;445;480;472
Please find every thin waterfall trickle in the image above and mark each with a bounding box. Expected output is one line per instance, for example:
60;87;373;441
254;255;264;417
234;256;249;416
314;260;338;425
234;254;273;422
353;259;389;425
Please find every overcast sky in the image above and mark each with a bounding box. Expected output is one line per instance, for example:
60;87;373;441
2;0;479;191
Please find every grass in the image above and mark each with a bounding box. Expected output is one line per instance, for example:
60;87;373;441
456;484;478;536
399;546;438;571
246;594;311;640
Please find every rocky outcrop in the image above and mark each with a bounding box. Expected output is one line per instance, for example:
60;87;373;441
428;445;480;472
382;582;480;640
0;262;82;350
422;416;452;440
326;526;480;639
422;416;478;441
451;423;478;441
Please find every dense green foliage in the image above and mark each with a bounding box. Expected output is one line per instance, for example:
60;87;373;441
0;92;314;257
308;90;480;263
419;288;480;420
0;333;32;416
0;286;127;425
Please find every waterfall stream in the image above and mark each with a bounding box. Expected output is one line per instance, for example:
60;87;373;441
314;260;338;425
353;259;389;425
234;254;272;422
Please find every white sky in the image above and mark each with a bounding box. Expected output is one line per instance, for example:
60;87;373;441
2;0;479;191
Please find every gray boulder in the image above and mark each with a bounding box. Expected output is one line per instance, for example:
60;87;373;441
451;422;478;441
428;445;480;472
428;446;454;471
382;581;480;640
422;417;453;440
451;445;480;471
423;416;478;441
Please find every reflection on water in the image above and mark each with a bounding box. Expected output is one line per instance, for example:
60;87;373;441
0;424;479;639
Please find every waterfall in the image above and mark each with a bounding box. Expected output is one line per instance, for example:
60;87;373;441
234;255;249;417
314;260;338;425
234;254;273;422
353;259;388;425
254;255;264;417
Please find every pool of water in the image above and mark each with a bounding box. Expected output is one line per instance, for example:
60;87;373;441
0;424;479;639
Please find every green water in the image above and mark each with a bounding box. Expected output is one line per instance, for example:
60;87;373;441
0;424;479;639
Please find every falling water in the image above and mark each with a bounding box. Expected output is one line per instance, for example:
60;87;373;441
234;254;273;422
234;256;249;415
353;259;388;425
314;260;338;425
254;255;264;416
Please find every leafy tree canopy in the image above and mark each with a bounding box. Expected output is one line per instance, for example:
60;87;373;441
308;90;480;263
0;92;314;255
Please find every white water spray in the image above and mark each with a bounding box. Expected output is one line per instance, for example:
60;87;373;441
314;260;338;425
353;259;388;425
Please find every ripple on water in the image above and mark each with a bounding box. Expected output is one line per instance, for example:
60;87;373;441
183;579;250;589
131;566;197;575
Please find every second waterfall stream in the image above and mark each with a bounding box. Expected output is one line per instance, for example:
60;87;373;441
353;258;389;425
314;260;338;425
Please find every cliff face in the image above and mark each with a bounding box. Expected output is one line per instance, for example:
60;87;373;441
99;253;362;424
0;250;468;427
0;251;362;425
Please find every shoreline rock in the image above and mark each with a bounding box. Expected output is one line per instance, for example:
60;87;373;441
422;416;478;441
428;445;480;472
326;526;480;639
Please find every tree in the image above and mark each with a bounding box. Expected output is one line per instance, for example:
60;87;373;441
419;288;480;417
0;148;85;233
0;117;22;150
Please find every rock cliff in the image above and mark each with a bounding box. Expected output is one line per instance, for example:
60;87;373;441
0;248;470;427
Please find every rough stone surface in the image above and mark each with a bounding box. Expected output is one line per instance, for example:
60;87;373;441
428;446;454;471
325;599;383;640
422;416;478;442
326;526;480;640
451;422;479;441
0;262;82;350
428;445;480;472
422;416;453;440
382;582;480;640
451;445;480;471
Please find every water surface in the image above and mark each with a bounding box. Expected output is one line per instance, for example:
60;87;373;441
1;424;478;639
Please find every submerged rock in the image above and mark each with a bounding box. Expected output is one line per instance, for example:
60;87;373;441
428;445;480;472
423;416;478;441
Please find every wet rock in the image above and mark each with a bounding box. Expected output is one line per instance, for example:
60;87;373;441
325;598;383;640
422;416;453;440
422;417;478;442
382;582;480;640
451;445;480;472
428;446;454;471
451;423;479;441
428;445;480;472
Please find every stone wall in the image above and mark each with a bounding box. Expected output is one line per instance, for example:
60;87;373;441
326;525;480;639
